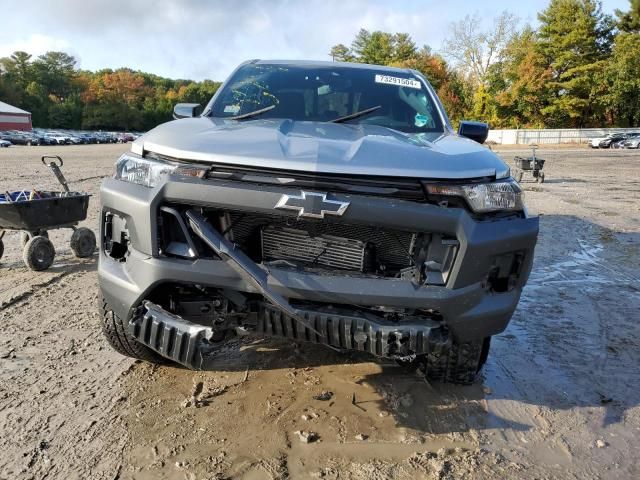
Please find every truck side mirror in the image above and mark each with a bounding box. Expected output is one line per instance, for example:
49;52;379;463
458;121;489;144
173;103;202;120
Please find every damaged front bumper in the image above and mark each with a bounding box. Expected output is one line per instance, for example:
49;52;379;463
129;209;450;369
133;300;448;369
99;174;538;366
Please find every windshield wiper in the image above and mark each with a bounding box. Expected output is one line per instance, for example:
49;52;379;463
330;105;381;123
228;104;276;120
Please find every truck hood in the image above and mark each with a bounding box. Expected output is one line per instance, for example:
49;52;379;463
136;117;510;179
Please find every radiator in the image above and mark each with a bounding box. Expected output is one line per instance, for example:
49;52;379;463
261;226;366;271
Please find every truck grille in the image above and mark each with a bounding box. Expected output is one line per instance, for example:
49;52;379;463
262;226;366;271
226;212;416;273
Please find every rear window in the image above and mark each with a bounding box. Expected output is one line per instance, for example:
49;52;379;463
210;63;443;134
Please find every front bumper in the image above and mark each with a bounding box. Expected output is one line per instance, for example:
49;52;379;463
98;175;538;343
133;300;448;369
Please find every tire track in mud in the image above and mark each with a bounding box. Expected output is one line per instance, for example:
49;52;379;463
0;269;69;309
0;256;95;309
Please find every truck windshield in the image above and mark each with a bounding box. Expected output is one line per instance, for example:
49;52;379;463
209;63;444;134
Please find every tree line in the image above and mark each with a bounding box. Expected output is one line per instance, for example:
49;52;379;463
0;51;220;131
332;0;640;128
1;0;638;131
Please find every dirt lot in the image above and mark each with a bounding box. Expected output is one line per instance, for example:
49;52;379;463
0;144;639;480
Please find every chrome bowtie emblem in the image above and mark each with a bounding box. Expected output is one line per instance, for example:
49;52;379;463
274;191;350;219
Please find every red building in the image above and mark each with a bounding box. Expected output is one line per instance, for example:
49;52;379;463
0;101;32;131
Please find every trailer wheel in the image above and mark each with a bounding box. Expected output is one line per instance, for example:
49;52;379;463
516;170;523;182
0;238;4;261
21;231;49;247
70;227;96;258
539;172;545;183
23;235;55;271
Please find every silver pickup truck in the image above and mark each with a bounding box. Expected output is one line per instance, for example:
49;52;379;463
98;60;538;384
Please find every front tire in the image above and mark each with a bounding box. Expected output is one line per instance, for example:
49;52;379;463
403;337;491;385
100;297;168;364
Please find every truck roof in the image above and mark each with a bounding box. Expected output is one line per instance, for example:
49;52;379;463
249;59;415;75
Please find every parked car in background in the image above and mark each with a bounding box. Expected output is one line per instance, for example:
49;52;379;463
0;139;11;147
590;135;608;148
596;133;628;148
67;134;85;145
33;133;57;145
0;131;40;146
80;132;99;143
621;133;640;149
95;132;117;143
0;128;145;146
46;132;72;145
115;132;135;143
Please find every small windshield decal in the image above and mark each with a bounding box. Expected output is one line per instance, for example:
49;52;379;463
224;104;240;114
375;74;421;89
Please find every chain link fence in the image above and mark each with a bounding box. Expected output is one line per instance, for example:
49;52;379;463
486;127;640;145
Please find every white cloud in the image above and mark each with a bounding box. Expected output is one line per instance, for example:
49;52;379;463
0;0;630;81
0;34;73;59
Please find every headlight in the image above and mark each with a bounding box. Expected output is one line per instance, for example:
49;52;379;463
425;179;524;213
114;153;207;188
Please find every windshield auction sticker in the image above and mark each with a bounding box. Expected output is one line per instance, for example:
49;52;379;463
375;74;421;89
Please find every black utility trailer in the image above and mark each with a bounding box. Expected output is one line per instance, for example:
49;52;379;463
0;156;96;271
513;145;546;183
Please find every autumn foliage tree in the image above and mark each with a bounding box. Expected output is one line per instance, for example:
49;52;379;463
0;52;221;131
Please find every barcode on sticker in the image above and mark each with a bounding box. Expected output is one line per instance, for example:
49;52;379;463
375;74;421;89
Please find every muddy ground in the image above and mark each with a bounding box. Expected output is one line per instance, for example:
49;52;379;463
0;144;638;480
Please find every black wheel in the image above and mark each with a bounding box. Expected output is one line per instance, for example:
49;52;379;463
516;170;523;182
0;238;4;261
21;230;49;247
70;227;96;258
23;235;55;271
100;297;168;364
26;141;32;146
403;337;491;385
539;172;545;183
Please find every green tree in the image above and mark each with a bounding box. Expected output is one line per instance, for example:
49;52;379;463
343;29;415;65
32;51;77;100
0;51;33;88
391;33;417;62
537;0;614;127
329;44;354;62
616;0;640;32
603;32;640;126
490;27;552;127
358;31;395;64
350;29;371;60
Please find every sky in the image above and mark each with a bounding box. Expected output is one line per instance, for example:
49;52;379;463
0;0;630;81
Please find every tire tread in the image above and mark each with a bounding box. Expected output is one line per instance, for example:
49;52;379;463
100;298;167;364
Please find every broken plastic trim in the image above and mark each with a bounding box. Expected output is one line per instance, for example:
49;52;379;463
185;209;324;337
130;301;216;369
